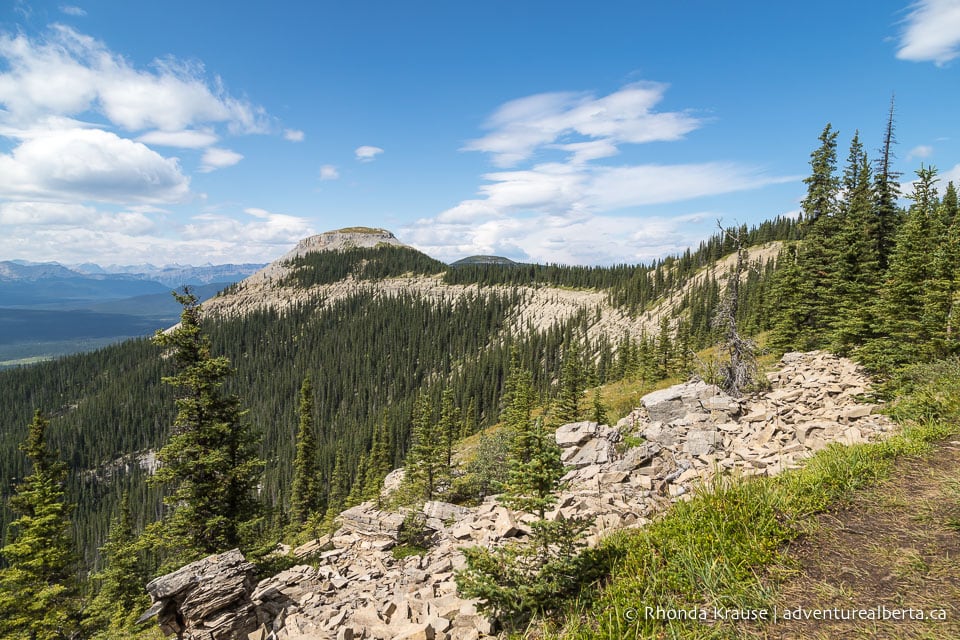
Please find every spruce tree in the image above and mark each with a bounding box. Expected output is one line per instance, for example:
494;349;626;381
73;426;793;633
457;367;592;626
85;492;149;635
0;410;79;640
873;97;902;271
438;388;461;468
864;166;939;370
151;290;263;559
832;132;881;353
770;124;840;351
322;451;346;528
554;343;585;424
403;395;449;501
499;416;565;519
363;414;393;503
290;376;320;525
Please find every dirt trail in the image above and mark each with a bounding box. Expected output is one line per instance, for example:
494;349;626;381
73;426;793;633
756;439;960;639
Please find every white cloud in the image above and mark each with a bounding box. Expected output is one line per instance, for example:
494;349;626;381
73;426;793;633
896;0;960;65
199;147;243;172
284;128;305;142
355;145;384;162
0;127;190;203
137;129;218;149
0;204;313;264
464;82;701;167
319;164;340;180
404;212;717;265
907;144;934;159
0;25;269;133
421;82;797;264
184;208;313;246
437;161;795;226
60;5;86;16
941;163;960;185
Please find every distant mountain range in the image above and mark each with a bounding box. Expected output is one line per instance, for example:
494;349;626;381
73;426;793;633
0;260;265;366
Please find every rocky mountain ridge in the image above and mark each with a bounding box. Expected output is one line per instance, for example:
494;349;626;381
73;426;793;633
203;227;782;345
142;350;898;640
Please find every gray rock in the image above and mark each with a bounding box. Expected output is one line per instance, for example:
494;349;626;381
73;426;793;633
422;501;472;523
143;549;259;640
555;421;599;447
685;429;718;457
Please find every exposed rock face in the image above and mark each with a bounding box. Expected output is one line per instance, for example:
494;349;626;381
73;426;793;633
140;549;259;639
144;351;897;640
281;228;404;261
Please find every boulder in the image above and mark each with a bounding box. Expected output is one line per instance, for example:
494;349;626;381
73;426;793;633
641;380;727;423
142;549;259;640
337;502;406;540
555;421;600;447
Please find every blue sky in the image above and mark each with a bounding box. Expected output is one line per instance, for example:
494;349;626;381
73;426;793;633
0;0;958;266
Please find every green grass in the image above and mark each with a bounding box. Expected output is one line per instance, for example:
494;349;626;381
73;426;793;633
545;411;960;639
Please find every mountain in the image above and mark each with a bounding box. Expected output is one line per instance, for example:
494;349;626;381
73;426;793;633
449;255;519;267
71;262;266;288
0;260;262;365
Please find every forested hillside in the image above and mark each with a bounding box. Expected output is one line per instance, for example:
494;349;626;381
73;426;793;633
0;222;792;568
2;106;958;638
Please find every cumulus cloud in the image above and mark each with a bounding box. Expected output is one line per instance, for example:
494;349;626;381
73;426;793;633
0;25;269;132
896;0;960;65
355;145;384;162
284;128;305;142
60;5;86;16
199;147;243;172
465;82;701;167
319;164;340;181
0;127;190;203
183;208;314;248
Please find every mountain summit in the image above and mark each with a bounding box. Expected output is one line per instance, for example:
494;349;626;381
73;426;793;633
280;227;405;261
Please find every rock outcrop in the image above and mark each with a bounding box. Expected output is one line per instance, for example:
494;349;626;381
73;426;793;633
139;549;260;639
143;351;898;640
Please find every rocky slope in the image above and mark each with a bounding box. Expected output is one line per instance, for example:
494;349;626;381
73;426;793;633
142;351;898;640
203;227;781;346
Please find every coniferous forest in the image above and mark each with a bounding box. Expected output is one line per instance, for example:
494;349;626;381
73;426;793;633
1;109;959;638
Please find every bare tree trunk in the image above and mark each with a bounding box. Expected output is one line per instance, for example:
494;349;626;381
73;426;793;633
715;222;759;397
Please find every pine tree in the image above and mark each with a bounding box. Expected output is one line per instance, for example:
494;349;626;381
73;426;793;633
941;181;959;228
770;124;840;351
554;343;585;424
346;454;368;508
457;366;592;627
85;492;149;634
322;451;346;528
655;316;674;378
873;97;902;271
403;395;449;501
590;388;608;425
363;414;393;503
290;376;320;525
864;166;939;370
0;410;79;640
151;290;263;559
438;388;461;468
499;416;565;519
832;132;881;353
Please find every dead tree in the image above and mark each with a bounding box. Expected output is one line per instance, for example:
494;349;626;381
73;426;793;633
714;222;760;397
